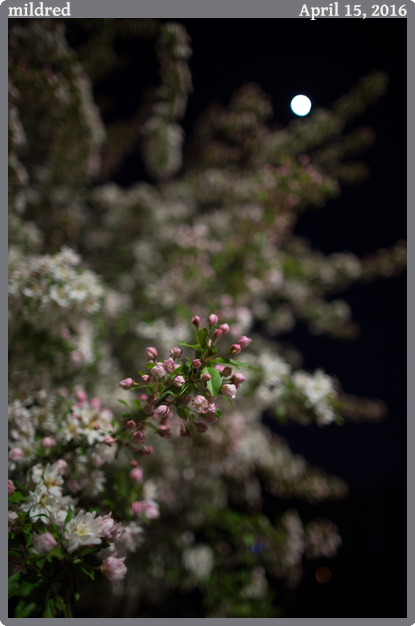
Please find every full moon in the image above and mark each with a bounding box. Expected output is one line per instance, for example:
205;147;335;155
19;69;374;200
290;95;312;116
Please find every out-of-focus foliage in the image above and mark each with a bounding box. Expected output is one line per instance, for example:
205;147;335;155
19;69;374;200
8;18;406;618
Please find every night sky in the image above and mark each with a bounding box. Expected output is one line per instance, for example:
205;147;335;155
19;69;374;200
95;19;407;617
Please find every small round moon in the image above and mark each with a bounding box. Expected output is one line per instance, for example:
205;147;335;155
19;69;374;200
315;566;332;583
290;95;312;116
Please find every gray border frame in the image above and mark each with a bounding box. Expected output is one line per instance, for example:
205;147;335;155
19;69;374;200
2;2;412;624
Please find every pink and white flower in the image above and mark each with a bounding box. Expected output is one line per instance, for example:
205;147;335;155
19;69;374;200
101;556;127;582
145;347;158;360
174;375;186;387
192;395;209;413
101;514;125;542
237;336;252;348
32;532;58;555
163;358;175;374
64;510;104;552
152;363;166;379
222;384;237;399
119;378;134;390
130;500;160;519
153;405;169;419
129;467;144;483
170;347;183;359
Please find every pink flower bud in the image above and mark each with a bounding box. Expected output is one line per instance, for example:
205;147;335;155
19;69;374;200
40;437;56;449
182;394;192;405
75;389;88;403
119;378;134;390
180;427;192;438
147;394;156;403
219;323;230;335
142;374;151;384
8;480;15;496
8;511;18;525
104;436;115;446
159;426;172;439
9;448;24;462
192;395;209;413
191;316;200;327
195;423;208;434
214;328;223;339
201;372;211;382
130;500;160;519
215;364;225;373
207;401;217;412
66;478;81;494
230;344;241;355
126;420;136;430
204;413;218;423
131;460;138;468
154;405;170;419
170;347;183;359
237;336;252;348
145;347;158;360
174;375;186;387
102;556;127;582
129;467;144;483
32;532;58;555
140;394;147;401
138;445;154;456
164;358;175;374
132;431;146;443
221;383;237;398
232;372;246;384
208;314;219;326
152;363;166;379
143;404;155;415
90;397;101;410
55;459;68;475
192;359;202;369
222;367;232;377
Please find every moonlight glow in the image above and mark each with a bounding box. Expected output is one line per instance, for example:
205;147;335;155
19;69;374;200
290;95;312;116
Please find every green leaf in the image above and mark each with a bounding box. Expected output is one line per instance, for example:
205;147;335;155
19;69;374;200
8;549;24;558
42;598;55;618
15;599;37;618
8;571;21;598
117;399;131;411
177;407;189;420
178;341;201;350
214;408;222;419
8;491;27;503
74;592;81;602
64;506;76;527
80;566;95;580
222;395;233;405
12;479;27;493
202;367;223;398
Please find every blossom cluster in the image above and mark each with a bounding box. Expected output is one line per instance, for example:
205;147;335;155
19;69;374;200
118;315;252;443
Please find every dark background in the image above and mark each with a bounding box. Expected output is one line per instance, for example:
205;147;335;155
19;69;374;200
94;19;407;617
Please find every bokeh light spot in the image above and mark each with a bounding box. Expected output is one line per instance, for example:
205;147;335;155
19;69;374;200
315;566;332;583
291;95;312;116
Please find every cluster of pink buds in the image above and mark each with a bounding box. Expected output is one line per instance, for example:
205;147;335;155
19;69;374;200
117;316;251;452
